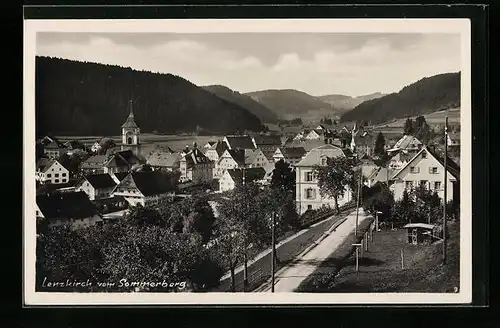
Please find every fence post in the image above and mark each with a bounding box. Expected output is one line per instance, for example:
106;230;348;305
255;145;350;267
365;232;368;251
355;247;359;272
401;248;404;270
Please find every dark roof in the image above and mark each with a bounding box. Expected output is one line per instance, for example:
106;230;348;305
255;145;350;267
36;181;77;195
36;158;52;172
182;147;212;167
341;148;354;158
225;135;256;150
36;191;98;220
114;172;129;182
253;134;282;146
280;147;307;159
226;167;266;184
104;153;131;168
81;155;107;169
84;174;117;189
115;150;140;165
147;151;181;167
45;139;67;149
227;149;246;166
212;141;229;157
130;171;176;196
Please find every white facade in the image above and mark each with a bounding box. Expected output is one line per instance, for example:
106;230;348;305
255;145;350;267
295;166;352;214
36;160;69;185
390;148;458;202
246;149;270;168
75;180;115;201
272;148;304;166
215;150;242;178
305;130;321;140
218;169;236;192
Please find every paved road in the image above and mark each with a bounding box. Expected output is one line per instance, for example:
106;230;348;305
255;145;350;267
211;207;354;292
256;208;372;293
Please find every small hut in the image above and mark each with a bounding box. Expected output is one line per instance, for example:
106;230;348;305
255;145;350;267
403;223;435;245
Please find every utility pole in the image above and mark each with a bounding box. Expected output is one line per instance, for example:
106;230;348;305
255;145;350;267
271;211;276;293
442;116;448;264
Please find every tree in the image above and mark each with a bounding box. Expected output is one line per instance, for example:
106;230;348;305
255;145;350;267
291;118;303;125
271;159;296;196
313;156;356;214
362;182;394;222
58;149;89;178
374;132;386;157
404;118;415;135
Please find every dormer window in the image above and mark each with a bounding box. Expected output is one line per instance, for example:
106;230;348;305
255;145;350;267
422;151;427;158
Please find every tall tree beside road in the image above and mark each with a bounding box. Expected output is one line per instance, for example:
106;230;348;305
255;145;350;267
271;159;296;196
362;182;395;222
313;156;356;214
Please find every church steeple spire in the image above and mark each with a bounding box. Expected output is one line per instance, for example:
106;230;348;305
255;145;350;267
121;100;138;129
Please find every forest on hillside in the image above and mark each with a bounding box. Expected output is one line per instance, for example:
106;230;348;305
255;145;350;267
245;89;338;120
340;72;460;125
35;57;265;136
202;85;279;123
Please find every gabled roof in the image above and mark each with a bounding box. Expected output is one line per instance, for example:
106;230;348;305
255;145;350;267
224;135;256;150
297;144;346;166
253;134;282;146
182;147;212;167
115;150;140;165
226;167;266;185
391;146;460;181
83;173;117;190
147;151;181;167
121;110;138;128
221;149;246;166
285;139;327;152
64;140;86;150
44;138;67;149
262;150;277;161
204;141;217;148
36;158;53;172
278;147;307;159
104;153;130;168
130;171;176;196
390;135;423;151
81;155;107;168
208;141;229;157
390;151;413;163
36;191;98;220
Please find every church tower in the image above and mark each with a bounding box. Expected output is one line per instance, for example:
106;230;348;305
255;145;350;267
121;100;141;156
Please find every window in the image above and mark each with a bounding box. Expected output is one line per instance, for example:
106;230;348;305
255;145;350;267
47;174;51;178
306;188;316;199
410;166;420;174
431;167;438;174
405;181;412;189
305;172;314;182
434;181;442;190
55;173;59;177
420;180;428;188
62;178;67;183
55;179;59;183
307;205;313;210
62;173;67;177
321;157;327;166
422;151;427;158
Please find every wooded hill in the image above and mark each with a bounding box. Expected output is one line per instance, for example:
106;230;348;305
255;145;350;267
245;89;340;121
202;85;279;123
340;72;460;125
35;56;265;136
318;92;386;111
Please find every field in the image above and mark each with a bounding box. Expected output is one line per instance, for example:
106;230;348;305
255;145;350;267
369;108;461;137
322;221;460;293
55;134;222;156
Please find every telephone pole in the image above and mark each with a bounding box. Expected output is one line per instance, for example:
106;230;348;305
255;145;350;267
355;166;362;238
442;116;448;264
271;211;276;292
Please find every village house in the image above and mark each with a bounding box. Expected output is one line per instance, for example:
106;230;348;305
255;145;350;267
387;135;423;155
36;158;70;185
111;171;176;207
366;167;394;188
388;151;413;170
80;155;108;175
204;141;228;163
273;147;307;166
295;144;353;214
262;162;276;185
75;173;118;201
223;135;257;150
43;137;68;160
146;149;181;172
252;134;282;153
447;131;460;147
36;191;103;230
218;167;267;192
244;148;270;168
179;143;214;184
215;149;246;179
304;129;323;140
109;171;129;185
203;141;217;149
64;140;87;156
390;146;460;203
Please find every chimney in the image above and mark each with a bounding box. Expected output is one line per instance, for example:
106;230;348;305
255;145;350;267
193;142;197;149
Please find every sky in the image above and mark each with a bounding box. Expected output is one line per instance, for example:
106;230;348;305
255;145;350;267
36;32;461;97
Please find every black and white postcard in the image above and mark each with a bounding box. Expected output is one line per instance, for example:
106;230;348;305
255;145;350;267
24;18;472;305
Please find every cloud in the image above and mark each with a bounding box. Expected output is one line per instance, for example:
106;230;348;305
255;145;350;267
36;33;461;96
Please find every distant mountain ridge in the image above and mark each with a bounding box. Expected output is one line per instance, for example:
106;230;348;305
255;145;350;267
35;56;264;136
202;85;279;123
340;72;460;125
244;89;341;122
318;92;387;111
